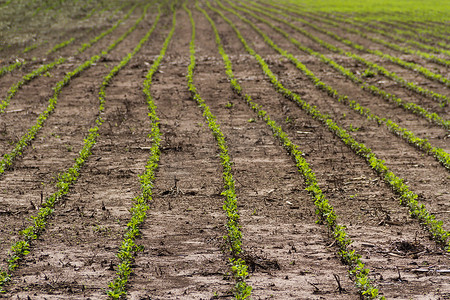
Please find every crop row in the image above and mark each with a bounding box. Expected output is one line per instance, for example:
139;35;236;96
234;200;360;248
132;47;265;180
258;0;450;106
305;13;450;67
312;11;450;58
246;3;450;130
213;0;450;251
309;9;450;50
0;0;95;48
0;60;25;79
0;4;138;114
107;1;175;298
187;2;252;298
278;5;450;88
204;1;382;298
0;3;149;176
376;19;450;48
0;1;131;68
0;3;156;292
224;1;450;171
46;37;75;55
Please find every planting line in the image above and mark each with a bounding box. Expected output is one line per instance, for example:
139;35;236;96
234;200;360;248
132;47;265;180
380;19;450;47
226;0;450;171
0;1;115;75
213;0;450;252
261;1;450;89
0;2;152;175
0;3;139;113
0;0;160;293
239;1;450;129
0;60;25;78
22;41;48;54
281;1;450;50
202;2;382;299
106;1;175;298
312;11;450;58
46;37;76;55
258;0;450;106
301;13;450;67
187;2;251;299
328;16;450;51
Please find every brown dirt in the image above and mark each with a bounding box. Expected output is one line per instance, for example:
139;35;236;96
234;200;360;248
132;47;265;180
1;1;449;299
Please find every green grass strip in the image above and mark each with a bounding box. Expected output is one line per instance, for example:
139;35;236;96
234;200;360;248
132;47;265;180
228;0;450;171
0;0;157;294
187;2;251;299
203;2;382;299
258;0;450;107
0;4;138;114
106;2;174;298
213;0;450;252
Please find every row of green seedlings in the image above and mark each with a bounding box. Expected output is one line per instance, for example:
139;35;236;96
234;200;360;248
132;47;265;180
299;11;450;68
377;18;450;48
82;4;98;21
239;0;450;130
334;15;450;50
0;2;152;176
259;0;450;106
0;41;48;78
358;14;450;53
266;1;450;89
298;6;450;50
46;37;75;55
0;60;25;78
22;41;47;54
224;1;450;171
312;11;450;58
0;3;139;114
203;2;382;298
32;0;68;17
212;0;450;252
0;0;120;70
20;37;74;57
187;2;251;299
0;1;158;294
107;1;174;298
400;18;450;35
305;9;450;56
79;0;125;22
77;3;138;54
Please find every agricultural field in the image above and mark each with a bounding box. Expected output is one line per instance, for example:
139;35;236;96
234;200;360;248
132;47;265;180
0;0;449;299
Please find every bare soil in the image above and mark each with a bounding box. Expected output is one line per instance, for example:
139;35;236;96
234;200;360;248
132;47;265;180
0;1;449;299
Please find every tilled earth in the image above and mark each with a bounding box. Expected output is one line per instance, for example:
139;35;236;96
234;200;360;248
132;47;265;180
0;0;449;299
